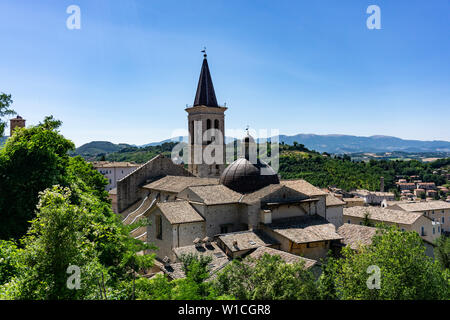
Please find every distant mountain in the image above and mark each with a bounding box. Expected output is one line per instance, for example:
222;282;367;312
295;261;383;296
275;134;450;153
73;141;133;156
74;134;450;157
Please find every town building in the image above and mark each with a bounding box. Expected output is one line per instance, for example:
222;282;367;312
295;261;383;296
396;182;416;191
343;206;440;248
350;189;395;205
343;197;366;208
92;161;140;191
385;200;450;234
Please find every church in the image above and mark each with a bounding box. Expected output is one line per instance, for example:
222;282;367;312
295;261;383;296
114;53;344;277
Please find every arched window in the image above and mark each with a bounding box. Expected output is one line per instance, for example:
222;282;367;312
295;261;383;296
207;119;211;130
214;119;219;129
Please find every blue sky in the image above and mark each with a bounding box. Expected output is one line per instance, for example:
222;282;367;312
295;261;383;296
0;0;449;146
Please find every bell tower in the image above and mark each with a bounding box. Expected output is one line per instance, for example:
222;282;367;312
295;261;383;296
186;52;227;178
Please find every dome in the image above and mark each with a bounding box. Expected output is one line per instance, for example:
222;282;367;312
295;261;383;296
219;157;280;194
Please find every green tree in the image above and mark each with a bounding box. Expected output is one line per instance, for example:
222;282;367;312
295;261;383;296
134;254;231;300
434;235;450;271
1;187;106;299
212;254;319;300
0;93;16;136
319;226;449;300
0;240;23;286
0;185;155;300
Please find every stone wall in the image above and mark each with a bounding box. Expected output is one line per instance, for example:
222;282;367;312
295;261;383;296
325;205;344;227
146;209;174;260
116;154;192;213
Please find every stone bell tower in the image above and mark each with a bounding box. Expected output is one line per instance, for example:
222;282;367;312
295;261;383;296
186;52;227;178
10;115;26;136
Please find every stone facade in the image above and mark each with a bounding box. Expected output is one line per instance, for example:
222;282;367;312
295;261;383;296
116;154;192;213
186;105;227;178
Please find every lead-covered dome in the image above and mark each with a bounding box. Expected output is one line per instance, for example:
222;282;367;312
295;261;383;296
219;157;280;193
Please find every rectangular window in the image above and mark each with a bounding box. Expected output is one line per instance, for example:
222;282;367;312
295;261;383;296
220;225;228;234
156;215;162;240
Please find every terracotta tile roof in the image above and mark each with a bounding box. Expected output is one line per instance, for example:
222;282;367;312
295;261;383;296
187;184;243;205
247;246;317;269
281;179;328;197
217;230;279;253
337;223;377;250
156;201;204;224
390;200;450;212
143;175;219;193
326;194;346;207
343;206;422;225
267;215;342;244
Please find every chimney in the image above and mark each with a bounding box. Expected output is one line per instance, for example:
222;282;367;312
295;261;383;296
10;115;26;136
380;176;385;193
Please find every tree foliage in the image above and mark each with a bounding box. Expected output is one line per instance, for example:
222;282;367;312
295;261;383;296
434;235;450;271
0;116;75;239
133;254;232;300
319;227;449;300
0;93;16;136
212;254;319;300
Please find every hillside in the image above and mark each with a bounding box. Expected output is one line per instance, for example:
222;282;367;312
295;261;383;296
138;134;450;153
74;133;450;157
72;141;132;157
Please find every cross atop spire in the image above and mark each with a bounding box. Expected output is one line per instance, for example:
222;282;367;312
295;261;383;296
193;50;219;108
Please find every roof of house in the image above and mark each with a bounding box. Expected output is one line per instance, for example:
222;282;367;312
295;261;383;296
326;194;346;207
389;200;450;212
217;230;279;253
267;215;342;244
162;257;230;280
352;189;395;197
247;246;317;269
108;188;117;195
240;184;285;204
343;206;423;225
173;242;228;261
187;184;243;205
281;179;328;197
343;197;365;202
143;175;219;193
92;161;139;168
337;223;378;250
156;201;204;225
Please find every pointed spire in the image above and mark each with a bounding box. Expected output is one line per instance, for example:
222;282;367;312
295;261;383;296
193;52;219;107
